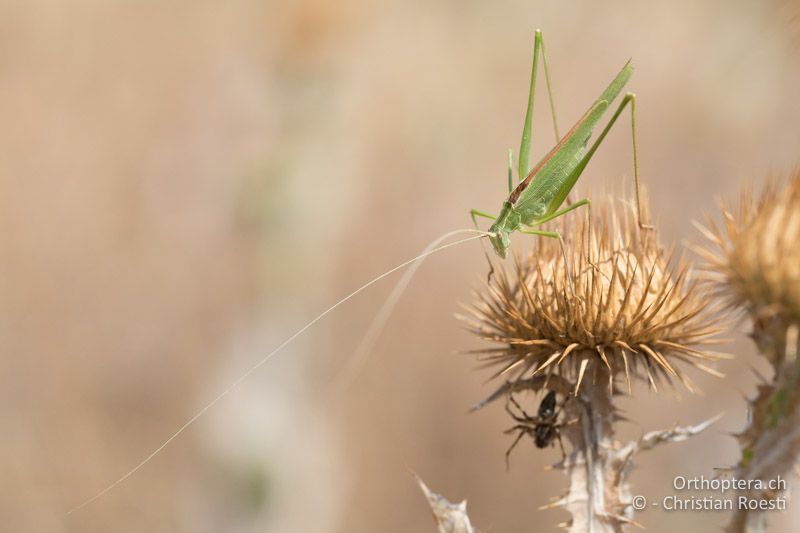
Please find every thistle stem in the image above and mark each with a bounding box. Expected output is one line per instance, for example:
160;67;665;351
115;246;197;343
556;366;717;532
558;369;632;533
727;322;799;533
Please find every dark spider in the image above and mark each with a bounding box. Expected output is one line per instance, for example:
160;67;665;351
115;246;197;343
504;390;571;468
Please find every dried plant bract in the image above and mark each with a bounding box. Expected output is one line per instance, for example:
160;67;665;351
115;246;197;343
700;172;800;533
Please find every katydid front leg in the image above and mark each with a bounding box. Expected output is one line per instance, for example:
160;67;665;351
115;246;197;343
470;208;498;282
470;208;497;228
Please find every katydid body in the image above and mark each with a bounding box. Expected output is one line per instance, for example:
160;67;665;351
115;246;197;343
472;30;650;259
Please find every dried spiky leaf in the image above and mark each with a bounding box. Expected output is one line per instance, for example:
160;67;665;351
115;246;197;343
415;475;476;533
463;198;724;393
547;378;718;533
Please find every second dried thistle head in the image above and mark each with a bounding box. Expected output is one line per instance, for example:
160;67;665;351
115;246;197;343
463;199;726;395
700;172;800;364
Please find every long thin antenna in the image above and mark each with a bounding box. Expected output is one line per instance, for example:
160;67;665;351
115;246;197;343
67;229;489;515
328;228;480;395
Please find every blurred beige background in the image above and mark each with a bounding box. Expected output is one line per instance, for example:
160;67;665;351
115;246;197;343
2;0;800;531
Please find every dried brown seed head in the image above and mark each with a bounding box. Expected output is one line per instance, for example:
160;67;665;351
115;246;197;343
699;173;800;531
700;172;800;327
462;198;725;394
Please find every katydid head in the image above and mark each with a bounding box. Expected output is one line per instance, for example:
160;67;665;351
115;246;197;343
487;201;517;258
488;228;511;258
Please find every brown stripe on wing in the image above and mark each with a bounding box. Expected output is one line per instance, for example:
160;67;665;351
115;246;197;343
508;107;593;205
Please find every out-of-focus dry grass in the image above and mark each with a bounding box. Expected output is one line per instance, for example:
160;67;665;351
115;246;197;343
1;1;799;532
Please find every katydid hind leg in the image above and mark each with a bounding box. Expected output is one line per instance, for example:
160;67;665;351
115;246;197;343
628;93;653;230
573;92;652;230
518;29;561;181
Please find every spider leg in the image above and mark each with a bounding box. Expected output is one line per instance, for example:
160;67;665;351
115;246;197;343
505;399;530;424
508;393;535;420
505;427;529;470
555;431;567;462
504;424;532;435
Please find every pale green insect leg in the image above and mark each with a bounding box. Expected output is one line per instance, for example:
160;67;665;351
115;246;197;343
578;92;651;230
531;198;590;226
528;199;605;277
539;199;618;280
518;29;560;182
470;208;499;281
470;209;497;228
628;93;652;230
519;228;576;294
519;228;559;238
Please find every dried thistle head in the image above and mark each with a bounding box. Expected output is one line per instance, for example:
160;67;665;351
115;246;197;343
699;174;800;531
462;198;725;394
699;172;800;330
